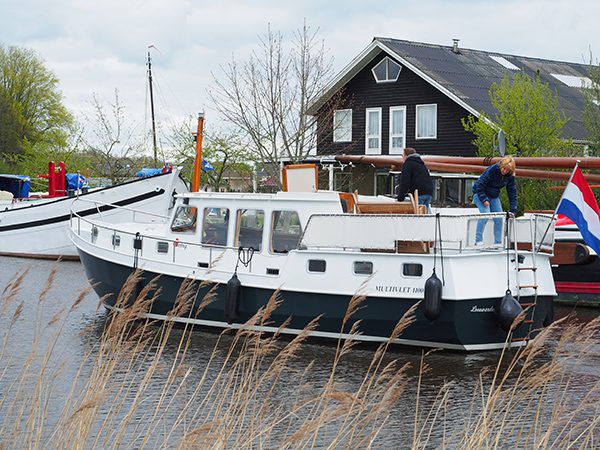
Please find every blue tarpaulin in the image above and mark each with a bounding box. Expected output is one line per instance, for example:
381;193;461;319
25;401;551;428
136;168;163;178
0;174;30;198
66;173;88;190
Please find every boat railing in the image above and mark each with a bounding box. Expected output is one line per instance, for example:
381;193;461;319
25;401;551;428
299;213;555;254
71;212;250;267
70;197;171;223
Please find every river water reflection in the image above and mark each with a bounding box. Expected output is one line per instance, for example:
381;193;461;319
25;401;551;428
0;256;598;448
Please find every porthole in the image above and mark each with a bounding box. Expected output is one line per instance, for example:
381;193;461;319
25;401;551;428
353;261;373;275
403;263;423;277
308;259;326;273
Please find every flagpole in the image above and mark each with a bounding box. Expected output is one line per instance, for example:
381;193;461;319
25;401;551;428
536;160;580;252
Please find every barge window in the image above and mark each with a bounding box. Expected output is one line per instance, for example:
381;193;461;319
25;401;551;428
308;259;326;273
235;209;264;251
365;108;382;154
403;263;423;277
271;210;302;254
353;261;373;275
171;206;198;232
202;207;230;246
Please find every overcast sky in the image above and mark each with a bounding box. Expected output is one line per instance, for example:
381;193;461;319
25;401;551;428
1;0;599;147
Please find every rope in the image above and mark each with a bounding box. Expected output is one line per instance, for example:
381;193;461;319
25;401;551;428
505;212;511;291
234;246;255;274
433;213;446;285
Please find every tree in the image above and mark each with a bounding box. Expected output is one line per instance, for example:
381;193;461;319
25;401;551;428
209;22;334;188
583;58;600;155
0;44;73;169
462;72;569;156
84;90;145;185
165;117;254;192
462;72;573;213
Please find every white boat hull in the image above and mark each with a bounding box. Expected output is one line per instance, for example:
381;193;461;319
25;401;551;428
0;171;187;259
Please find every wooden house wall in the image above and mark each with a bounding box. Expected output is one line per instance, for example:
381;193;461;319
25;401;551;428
316;50;478;157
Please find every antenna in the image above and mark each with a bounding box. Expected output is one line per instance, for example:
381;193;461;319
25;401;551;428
147;51;158;166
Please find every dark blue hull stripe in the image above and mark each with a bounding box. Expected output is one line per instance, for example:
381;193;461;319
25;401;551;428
78;249;554;349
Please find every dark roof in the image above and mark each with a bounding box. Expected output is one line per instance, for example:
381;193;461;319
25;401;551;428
309;37;592;141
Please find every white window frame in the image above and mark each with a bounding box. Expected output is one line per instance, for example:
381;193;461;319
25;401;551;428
389;106;407;154
365;107;382;154
372;57;402;83
333;109;352;142
415;104;437;140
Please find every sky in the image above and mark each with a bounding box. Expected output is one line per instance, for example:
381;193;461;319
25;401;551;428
1;0;599;149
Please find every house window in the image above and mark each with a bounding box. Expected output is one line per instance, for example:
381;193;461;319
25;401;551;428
372;57;401;83
333;109;352;142
389;106;406;154
365;108;382;154
416;104;437;139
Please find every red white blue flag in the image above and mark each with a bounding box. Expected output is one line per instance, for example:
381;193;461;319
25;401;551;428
557;166;600;255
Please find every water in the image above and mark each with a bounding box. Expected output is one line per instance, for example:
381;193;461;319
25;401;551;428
0;256;598;448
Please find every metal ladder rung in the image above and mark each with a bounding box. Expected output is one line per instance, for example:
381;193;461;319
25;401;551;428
512;337;530;342
520;302;535;308
518;266;537;271
523;319;534;324
519;284;538;289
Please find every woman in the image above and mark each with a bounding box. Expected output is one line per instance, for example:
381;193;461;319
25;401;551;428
472;155;517;245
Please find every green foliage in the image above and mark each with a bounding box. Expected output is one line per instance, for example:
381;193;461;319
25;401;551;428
583;59;600;155
165;117;255;192
462;72;568;157
0;44;74;169
462;72;575;213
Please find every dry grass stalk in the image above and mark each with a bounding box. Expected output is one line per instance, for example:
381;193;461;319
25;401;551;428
1;266;599;449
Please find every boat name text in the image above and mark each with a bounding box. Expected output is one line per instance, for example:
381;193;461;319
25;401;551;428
375;285;424;294
470;306;495;313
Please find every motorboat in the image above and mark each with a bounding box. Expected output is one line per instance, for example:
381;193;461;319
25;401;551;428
70;166;556;350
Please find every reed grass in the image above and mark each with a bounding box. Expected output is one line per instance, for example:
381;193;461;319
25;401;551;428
0;264;599;449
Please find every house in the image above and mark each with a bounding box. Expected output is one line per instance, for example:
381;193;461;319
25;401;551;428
307;37;592;197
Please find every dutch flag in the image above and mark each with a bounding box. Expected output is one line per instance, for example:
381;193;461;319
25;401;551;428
557;166;600;255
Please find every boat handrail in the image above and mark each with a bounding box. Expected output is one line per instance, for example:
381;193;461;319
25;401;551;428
70;196;172;221
299;212;555;253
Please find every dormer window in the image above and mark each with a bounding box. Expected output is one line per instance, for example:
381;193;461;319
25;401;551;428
372;57;401;83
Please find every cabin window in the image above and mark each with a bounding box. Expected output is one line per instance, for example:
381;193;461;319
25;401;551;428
403;263;423;277
171;206;198;232
235;209;264;251
365;108;382;154
308;259;326;273
271;210;302;254
353;261;373;275
333;109;352;142
202;207;230;246
389;106;406;154
372;57;401;83
416;104;437;139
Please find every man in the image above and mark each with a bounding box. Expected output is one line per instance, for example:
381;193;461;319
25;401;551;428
396;148;434;212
